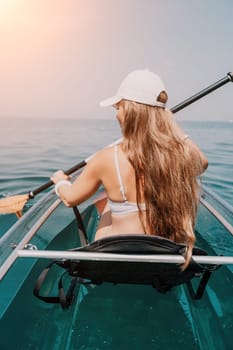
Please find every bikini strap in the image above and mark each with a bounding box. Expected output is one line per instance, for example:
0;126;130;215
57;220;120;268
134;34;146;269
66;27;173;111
114;145;127;201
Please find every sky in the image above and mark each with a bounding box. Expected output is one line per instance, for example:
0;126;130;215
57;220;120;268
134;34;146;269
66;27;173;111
0;0;232;120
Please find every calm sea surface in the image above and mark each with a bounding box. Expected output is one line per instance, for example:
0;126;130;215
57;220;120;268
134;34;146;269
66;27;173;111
0;118;232;205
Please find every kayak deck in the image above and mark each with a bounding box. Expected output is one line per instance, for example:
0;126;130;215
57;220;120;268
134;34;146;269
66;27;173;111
0;188;232;349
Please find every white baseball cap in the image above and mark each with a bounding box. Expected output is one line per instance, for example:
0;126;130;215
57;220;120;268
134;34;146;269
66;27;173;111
100;69;166;108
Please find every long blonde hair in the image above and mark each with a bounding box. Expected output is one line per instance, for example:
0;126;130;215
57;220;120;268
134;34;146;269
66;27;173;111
121;93;201;269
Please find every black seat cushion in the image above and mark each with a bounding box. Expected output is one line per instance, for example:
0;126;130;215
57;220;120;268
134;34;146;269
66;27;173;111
62;235;207;291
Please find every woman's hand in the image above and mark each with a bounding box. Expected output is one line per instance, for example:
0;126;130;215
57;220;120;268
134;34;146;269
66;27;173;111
51;170;70;184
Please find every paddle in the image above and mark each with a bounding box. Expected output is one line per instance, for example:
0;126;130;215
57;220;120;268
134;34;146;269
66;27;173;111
0;71;232;217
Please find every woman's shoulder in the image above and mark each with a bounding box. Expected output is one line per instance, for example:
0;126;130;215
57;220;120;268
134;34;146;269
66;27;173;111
90;145;115;167
89;142;128;173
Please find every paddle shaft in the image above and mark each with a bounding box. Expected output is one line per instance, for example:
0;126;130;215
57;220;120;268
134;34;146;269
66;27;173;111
29;72;233;198
29;160;86;198
171;72;233;113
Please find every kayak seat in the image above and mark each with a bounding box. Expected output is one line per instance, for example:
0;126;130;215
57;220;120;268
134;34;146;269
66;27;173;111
34;234;219;308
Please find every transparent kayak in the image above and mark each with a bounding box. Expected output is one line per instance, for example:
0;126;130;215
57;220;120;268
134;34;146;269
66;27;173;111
0;185;232;350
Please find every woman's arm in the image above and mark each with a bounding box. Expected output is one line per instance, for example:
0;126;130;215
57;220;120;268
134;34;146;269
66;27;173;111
51;153;102;207
184;137;208;174
174;121;208;174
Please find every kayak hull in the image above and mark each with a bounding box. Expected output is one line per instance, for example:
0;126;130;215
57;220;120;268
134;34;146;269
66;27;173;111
0;189;232;349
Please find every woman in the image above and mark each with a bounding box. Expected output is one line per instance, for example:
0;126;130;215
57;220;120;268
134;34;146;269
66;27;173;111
51;69;208;269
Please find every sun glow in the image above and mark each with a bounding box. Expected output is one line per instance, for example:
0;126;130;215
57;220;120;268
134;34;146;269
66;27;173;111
0;0;95;118
0;0;19;19
0;0;16;9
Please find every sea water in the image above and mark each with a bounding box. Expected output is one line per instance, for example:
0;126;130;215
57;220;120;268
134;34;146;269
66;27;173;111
0;118;232;350
0;118;232;205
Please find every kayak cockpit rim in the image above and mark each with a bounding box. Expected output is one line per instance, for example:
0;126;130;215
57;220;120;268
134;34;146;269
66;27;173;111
200;190;233;235
0;186;233;282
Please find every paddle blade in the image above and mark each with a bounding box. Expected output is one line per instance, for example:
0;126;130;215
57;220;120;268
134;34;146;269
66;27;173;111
0;194;29;218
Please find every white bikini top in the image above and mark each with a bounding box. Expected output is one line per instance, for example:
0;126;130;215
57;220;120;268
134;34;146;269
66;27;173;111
108;145;146;215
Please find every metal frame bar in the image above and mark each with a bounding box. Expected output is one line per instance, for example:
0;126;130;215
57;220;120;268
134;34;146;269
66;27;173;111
17;249;233;265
